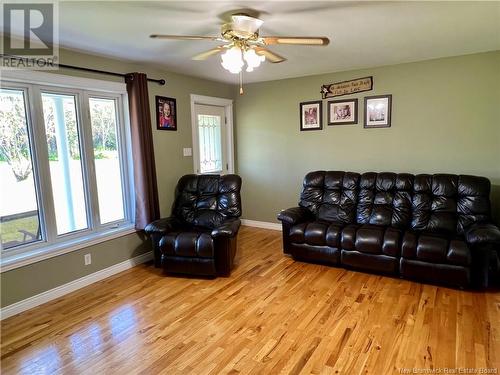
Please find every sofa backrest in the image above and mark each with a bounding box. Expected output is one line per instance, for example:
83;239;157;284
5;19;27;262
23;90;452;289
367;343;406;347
172;174;242;228
299;171;491;234
357;172;414;229
300;171;360;225
411;174;491;235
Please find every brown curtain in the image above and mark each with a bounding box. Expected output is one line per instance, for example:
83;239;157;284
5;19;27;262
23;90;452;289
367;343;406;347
125;72;160;229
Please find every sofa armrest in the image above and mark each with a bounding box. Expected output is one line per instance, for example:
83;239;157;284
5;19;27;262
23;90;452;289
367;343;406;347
144;217;179;235
211;219;241;238
277;206;313;225
465;223;500;247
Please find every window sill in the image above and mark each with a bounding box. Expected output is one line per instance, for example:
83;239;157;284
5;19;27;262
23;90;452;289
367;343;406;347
0;225;138;273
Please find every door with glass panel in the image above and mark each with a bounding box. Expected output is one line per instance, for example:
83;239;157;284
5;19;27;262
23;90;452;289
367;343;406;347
193;104;227;174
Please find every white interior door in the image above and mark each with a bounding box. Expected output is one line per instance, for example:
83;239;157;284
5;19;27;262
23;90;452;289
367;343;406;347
193;104;228;174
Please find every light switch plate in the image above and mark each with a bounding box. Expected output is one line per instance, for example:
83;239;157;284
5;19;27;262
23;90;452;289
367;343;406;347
183;148;192;157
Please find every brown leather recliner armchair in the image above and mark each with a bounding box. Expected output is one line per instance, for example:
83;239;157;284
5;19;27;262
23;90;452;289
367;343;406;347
145;174;242;277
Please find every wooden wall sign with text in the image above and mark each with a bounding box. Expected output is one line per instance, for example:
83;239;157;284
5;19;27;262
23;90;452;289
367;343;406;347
321;76;373;99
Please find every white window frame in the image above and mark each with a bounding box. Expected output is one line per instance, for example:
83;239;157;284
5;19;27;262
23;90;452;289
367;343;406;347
190;94;234;174
0;70;135;272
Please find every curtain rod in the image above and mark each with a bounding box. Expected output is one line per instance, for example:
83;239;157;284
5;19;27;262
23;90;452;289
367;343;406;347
1;55;166;85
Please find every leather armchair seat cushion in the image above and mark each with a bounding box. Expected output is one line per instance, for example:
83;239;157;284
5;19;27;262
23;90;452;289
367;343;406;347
402;232;471;266
160;231;214;258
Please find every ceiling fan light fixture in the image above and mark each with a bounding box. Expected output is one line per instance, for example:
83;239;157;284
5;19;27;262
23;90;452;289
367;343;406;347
243;48;265;72
231;14;264;34
221;46;244;74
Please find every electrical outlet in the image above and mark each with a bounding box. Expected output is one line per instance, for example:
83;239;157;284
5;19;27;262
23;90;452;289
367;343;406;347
183;147;192;157
84;253;91;266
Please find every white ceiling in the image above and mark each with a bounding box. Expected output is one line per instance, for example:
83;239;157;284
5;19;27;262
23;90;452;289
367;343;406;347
8;1;500;83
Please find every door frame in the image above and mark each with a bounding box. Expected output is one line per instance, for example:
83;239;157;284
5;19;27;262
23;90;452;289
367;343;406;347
190;94;234;174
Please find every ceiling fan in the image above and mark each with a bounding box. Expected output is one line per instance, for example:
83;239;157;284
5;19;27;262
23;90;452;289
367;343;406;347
150;13;330;76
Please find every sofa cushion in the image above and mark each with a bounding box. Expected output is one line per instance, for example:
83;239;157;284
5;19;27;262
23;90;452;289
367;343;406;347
340;224;359;250
326;223;343;248
304;222;328;246
401;231;470;266
357;172;413;229
343;224;402;257
289;223;307;243
355;225;384;254
411;174;459;235
417;235;449;263
160;231;214;258
457;175;491;234
300;171;360;224
289;221;343;248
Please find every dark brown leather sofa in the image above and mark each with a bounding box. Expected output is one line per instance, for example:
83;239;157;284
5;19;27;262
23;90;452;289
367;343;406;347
145;174;242;277
278;171;500;288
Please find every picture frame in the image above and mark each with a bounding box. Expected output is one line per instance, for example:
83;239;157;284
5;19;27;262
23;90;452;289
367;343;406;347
327;98;358;125
364;94;392;128
300;100;323;131
156;96;177;131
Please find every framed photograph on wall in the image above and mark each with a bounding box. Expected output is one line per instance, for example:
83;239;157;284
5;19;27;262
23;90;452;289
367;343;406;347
364;94;392;128
327;98;358;125
156;96;177;131
300;100;323;131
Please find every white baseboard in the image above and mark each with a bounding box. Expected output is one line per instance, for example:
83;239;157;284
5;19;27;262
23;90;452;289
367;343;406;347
241;219;282;231
0;251;153;320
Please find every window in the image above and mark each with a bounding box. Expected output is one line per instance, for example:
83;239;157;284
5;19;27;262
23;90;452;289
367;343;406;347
89;97;125;224
0;72;133;267
198;113;223;173
41;92;88;234
0;88;42;249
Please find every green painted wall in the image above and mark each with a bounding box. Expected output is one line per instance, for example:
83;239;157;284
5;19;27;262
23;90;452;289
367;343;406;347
234;51;500;224
1;48;235;308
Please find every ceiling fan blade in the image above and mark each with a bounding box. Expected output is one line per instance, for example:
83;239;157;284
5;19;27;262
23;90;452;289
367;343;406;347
254;47;286;63
150;34;220;41
192;47;224;60
262;37;330;46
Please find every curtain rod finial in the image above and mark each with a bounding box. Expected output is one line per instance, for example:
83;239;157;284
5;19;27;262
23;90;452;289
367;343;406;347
159;79;166;86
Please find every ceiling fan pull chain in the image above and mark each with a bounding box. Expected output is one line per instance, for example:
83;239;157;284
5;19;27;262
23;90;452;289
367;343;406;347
239;71;244;95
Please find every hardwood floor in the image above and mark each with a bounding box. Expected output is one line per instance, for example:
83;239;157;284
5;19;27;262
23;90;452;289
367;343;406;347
1;226;499;375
